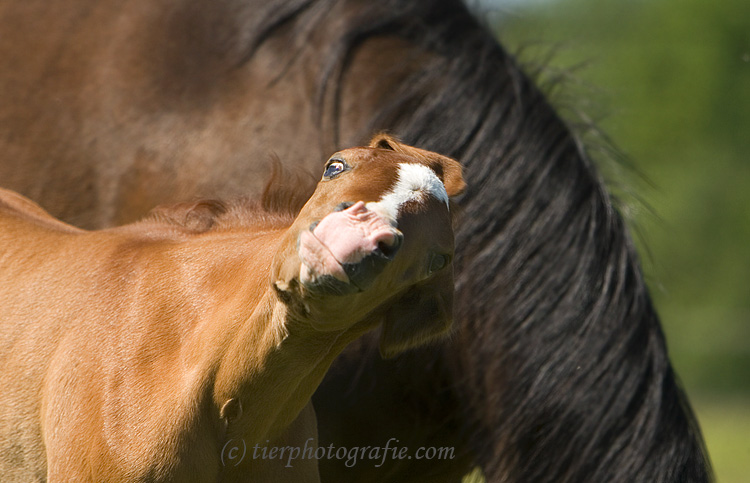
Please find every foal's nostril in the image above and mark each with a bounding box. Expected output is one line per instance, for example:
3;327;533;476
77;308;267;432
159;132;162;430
375;231;403;260
377;242;394;259
333;201;355;212
344;231;402;291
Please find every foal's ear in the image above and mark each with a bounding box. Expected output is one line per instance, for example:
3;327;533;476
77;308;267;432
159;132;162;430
378;269;454;359
369;133;466;197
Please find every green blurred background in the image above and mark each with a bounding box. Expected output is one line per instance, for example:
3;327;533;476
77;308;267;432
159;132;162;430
469;0;750;480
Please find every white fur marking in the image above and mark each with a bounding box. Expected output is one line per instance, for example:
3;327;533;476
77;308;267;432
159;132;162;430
366;163;449;220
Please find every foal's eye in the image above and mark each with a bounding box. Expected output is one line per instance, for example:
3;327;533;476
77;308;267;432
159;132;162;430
323;159;348;179
428;253;449;274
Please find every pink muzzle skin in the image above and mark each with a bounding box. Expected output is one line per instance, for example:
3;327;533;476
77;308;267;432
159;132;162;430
298;201;403;291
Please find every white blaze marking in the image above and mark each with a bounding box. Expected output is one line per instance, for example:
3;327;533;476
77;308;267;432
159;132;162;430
366;163;449;221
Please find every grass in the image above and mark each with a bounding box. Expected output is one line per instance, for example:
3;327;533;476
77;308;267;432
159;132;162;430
462;466;485;483
694;396;750;483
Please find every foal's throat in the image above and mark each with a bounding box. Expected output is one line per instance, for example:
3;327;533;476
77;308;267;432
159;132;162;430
210;293;348;443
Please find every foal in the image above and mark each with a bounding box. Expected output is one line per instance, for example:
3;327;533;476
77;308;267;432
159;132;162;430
0;135;465;482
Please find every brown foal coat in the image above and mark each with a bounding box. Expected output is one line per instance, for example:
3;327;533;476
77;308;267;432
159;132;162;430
0;136;464;482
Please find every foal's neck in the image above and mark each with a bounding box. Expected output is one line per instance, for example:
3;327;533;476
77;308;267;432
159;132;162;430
175;227;365;443
212;299;338;442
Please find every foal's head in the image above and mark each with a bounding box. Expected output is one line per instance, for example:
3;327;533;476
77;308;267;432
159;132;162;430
273;134;465;357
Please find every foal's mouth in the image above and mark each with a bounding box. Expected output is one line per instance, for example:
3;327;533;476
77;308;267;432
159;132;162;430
298;201;403;295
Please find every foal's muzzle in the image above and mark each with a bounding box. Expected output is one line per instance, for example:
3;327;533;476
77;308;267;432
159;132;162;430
298;201;403;295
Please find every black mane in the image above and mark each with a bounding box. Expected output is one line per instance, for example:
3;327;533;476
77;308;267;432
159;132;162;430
250;1;712;481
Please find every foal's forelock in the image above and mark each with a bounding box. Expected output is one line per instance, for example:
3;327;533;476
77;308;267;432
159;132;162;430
366;163;449;221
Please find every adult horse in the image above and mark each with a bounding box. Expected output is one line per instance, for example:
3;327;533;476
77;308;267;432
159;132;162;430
0;0;711;481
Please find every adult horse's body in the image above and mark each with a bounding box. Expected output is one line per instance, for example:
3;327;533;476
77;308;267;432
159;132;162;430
0;0;711;481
